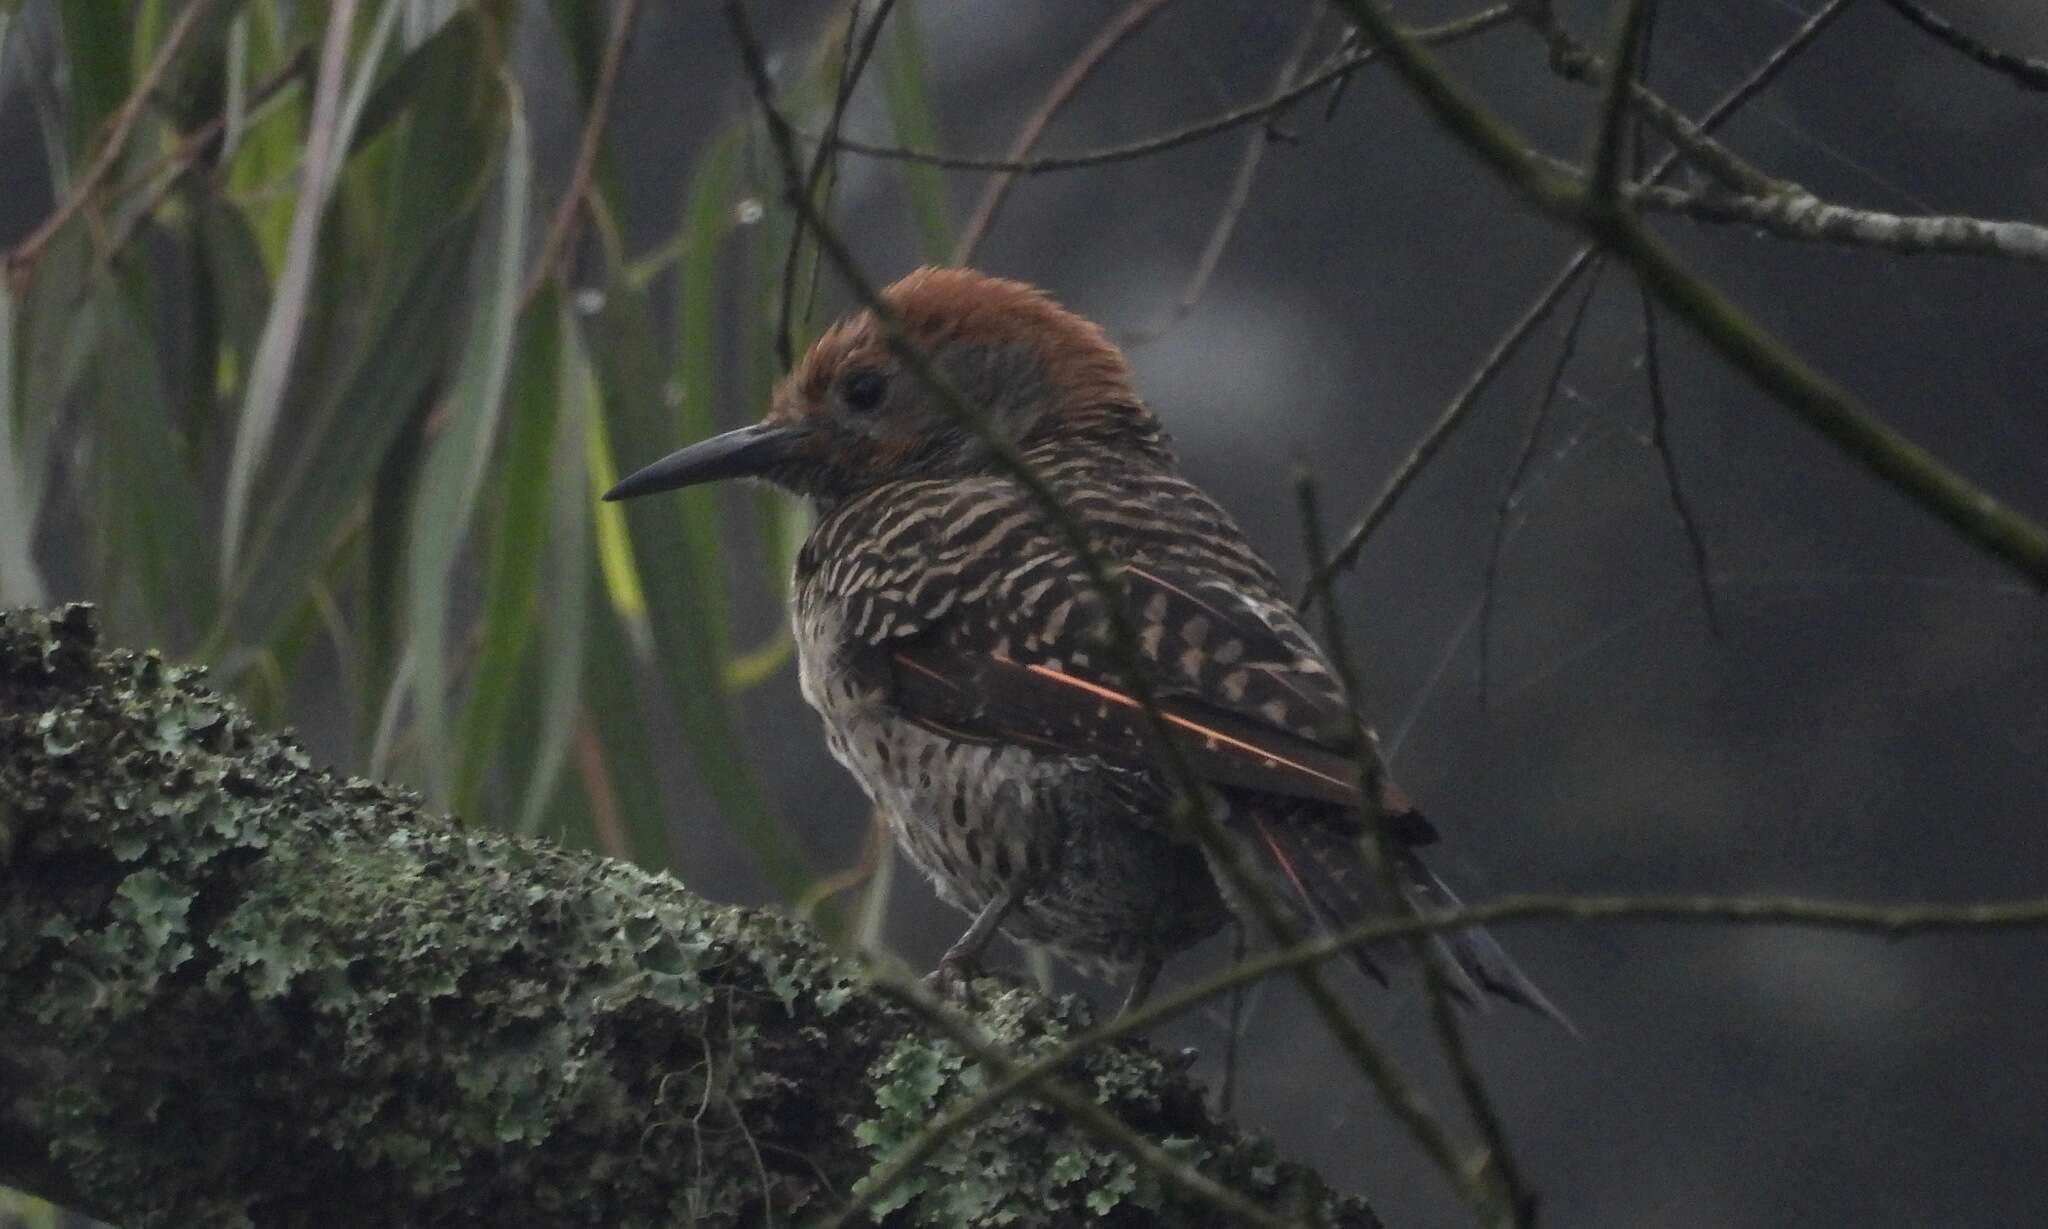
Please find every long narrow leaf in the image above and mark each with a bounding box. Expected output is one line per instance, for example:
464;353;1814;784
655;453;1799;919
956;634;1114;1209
743;174;812;590
577;599;682;869
673;131;744;668
878;1;953;263
219;13;498;657
0;286;46;606
10;227;92;523
583;283;819;902
54;0;132;148
221;1;305;271
403;79;529;803
582;397;646;621
515;303;596;836
451;286;560;820
218;0;393;586
90;274;211;645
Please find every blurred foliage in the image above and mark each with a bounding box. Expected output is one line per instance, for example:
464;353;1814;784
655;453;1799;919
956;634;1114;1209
0;0;949;916
0;1188;64;1229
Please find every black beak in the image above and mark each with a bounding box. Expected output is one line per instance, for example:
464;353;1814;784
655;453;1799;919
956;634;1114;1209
602;422;800;501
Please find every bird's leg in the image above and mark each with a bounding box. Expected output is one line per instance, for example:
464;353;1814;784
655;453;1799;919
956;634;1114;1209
1115;952;1163;1020
928;888;1020;992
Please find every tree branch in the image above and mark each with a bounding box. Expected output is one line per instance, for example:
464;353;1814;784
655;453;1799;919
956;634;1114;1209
4;0;219;288
522;0;642;310
0;605;1378;1228
819;6;1514;176
1632;183;2048;265
1878;0;2048;91
953;0;1178;265
1327;0;2048;588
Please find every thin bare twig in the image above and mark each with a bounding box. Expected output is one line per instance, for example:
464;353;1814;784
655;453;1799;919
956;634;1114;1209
1527;10;1784;198
98;46;313;266
801;1;901;343
1587;0;1656;202
1879;0;2048;91
953;0;1178;265
1124;7;1326;347
6;0;219;286
1298;256;1595;611
1480;259;1604;706
522;0;643;310
831;882;2048;1229
775;0;899;368
1325;0;2048;586
572;712;633;860
1304;0;1856;607
1622;0;1721;638
1297;471;1530;1228
1637;284;1721;636
821;6;1515;177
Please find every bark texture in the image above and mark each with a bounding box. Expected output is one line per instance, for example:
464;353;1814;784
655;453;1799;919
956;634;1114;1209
0;605;1380;1228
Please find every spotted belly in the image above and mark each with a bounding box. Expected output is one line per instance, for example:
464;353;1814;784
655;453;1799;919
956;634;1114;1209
796;630;1227;976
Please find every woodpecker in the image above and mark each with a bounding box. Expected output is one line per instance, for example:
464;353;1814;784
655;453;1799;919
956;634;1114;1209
606;267;1558;1022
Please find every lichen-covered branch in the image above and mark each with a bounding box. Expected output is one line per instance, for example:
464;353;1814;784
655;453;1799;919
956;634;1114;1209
0;606;1379;1229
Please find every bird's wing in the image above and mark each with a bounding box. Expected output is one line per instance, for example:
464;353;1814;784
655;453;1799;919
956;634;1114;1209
889;559;1427;835
802;478;1428;830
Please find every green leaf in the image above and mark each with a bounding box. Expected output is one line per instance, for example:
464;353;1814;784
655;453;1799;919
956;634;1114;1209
742;181;812;589
193;193;274;399
218;0;404;589
721;631;793;692
404;77;531;805
9;226;93;518
449;283;558;820
545;0;607;105
582;373;646;621
87;273;212;647
673;131;744;670
513;303;595;837
878;1;953;263
581;282;820;904
55;0;133;151
0;285;47;606
217;11;497;656
576;597;680;868
349;5;476;156
221;1;309;271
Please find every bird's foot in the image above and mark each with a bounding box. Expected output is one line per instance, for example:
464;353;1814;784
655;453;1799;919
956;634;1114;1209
923;956;1038;1011
1112;953;1164;1023
922;956;981;1003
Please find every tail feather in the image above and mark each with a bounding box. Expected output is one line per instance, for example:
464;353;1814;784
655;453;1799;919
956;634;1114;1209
1247;815;1391;986
1243;814;1571;1030
1398;854;1576;1033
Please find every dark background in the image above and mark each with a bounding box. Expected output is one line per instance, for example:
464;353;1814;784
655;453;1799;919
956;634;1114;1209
7;2;2047;1226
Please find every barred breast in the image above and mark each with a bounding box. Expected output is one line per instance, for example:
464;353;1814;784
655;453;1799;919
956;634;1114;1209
791;483;1229;977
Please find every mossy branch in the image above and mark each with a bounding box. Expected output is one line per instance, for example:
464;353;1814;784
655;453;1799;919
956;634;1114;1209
0;606;1378;1229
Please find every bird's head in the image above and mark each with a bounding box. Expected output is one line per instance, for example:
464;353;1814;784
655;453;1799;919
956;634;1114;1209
604;267;1164;506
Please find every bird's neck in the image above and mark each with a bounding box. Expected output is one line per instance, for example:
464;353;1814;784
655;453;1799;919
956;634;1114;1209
1021;399;1176;471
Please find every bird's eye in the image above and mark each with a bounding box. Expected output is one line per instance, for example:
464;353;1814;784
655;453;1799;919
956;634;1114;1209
840;368;887;412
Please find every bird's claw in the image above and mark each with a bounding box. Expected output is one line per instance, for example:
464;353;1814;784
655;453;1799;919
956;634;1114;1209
922;957;980;1003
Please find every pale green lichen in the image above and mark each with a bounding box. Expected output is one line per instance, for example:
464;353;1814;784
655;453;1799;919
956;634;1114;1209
0;606;1379;1228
